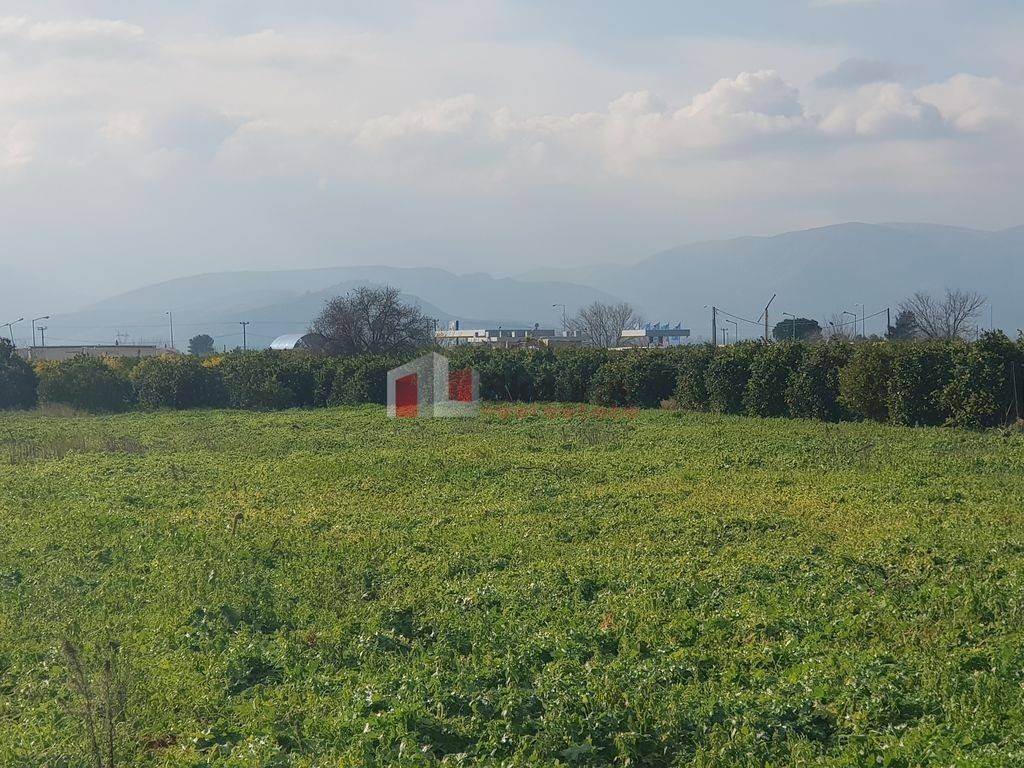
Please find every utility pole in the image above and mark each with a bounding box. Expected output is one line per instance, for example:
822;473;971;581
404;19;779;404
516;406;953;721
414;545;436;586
762;294;776;341
38;326;47;347
239;321;250;351
2;317;23;345
726;319;738;344
707;305;718;347
886;307;891;340
32;315;49;347
165;311;174;349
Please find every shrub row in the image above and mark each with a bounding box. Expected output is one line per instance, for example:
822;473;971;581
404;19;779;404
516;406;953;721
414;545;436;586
5;335;1023;429
15;352;396;415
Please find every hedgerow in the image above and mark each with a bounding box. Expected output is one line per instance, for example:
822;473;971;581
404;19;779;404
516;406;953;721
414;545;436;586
6;337;1023;427
36;355;136;413
0;339;37;410
130;355;226;410
705;343;758;414
839;343;895;422
940;332;1024;429
744;341;804;418
785;342;853;422
886;343;955;427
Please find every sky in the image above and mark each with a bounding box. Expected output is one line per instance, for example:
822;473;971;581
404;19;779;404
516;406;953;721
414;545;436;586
1;0;1023;315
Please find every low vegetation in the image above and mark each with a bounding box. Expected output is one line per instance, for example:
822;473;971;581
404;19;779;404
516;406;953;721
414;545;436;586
5;334;1022;430
1;407;1022;765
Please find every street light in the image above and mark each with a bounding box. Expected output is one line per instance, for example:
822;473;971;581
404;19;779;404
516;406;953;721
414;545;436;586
842;310;857;337
725;318;738;344
2;317;24;346
31;315;50;347
552;304;567;334
783;312;797;340
38;326;47;347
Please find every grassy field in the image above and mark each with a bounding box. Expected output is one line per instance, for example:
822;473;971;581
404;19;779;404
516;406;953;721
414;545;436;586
1;406;1023;767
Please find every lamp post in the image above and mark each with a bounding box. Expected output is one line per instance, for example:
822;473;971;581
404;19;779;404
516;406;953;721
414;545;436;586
552;304;567;334
31;315;49;347
842;310;857;337
783;312;797;340
38;326;47;347
725;319;738;345
853;302;865;338
2;317;24;345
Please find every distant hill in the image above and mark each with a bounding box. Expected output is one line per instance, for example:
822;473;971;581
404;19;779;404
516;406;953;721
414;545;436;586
43;266;621;349
519;223;1023;340
34;222;1023;349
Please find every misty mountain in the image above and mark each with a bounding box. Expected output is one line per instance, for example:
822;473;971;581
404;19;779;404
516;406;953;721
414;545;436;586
519;223;1023;340
41;266;621;349
25;222;1023;349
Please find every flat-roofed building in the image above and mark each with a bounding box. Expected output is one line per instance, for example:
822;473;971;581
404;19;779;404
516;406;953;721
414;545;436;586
619;324;691;348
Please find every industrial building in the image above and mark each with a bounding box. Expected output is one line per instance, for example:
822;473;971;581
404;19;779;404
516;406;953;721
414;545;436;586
619;324;691;348
435;323;583;348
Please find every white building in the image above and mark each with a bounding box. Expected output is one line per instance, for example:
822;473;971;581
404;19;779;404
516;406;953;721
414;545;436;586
619;324;691;348
436;323;582;348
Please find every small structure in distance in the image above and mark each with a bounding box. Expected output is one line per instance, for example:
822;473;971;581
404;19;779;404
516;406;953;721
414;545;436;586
436;321;582;348
618;323;691;348
269;332;328;352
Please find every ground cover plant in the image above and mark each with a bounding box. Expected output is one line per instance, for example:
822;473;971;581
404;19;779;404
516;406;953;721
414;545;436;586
1;407;1023;766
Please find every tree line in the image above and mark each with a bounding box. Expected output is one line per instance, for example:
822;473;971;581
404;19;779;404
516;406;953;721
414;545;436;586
3;332;1021;430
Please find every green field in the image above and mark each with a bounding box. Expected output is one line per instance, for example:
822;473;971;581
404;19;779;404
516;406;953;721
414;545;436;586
2;406;1023;767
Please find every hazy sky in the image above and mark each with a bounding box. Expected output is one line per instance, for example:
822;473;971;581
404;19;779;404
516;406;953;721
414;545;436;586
1;0;1023;313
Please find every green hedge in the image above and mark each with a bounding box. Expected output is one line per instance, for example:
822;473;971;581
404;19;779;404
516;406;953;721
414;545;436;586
0;340;37;410
37;356;136;413
130;356;226;410
8;337;1024;428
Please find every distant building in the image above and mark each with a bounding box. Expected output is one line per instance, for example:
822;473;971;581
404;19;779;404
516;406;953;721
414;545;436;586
618;324;691;348
269;332;328;352
436;322;583;348
17;345;175;363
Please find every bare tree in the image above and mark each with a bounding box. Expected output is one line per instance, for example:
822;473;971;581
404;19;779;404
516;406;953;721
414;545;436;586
824;312;855;341
311;285;434;356
569;301;640;348
899;289;986;340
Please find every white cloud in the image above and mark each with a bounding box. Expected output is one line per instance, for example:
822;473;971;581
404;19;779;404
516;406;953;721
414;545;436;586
0;16;146;57
918;74;1024;132
821;83;944;137
354;95;487;147
0;8;1021;288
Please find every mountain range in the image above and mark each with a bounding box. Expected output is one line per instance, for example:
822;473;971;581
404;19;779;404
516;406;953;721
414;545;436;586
26;222;1024;349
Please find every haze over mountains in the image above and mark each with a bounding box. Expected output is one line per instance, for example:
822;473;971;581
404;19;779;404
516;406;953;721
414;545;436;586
14;222;1023;349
